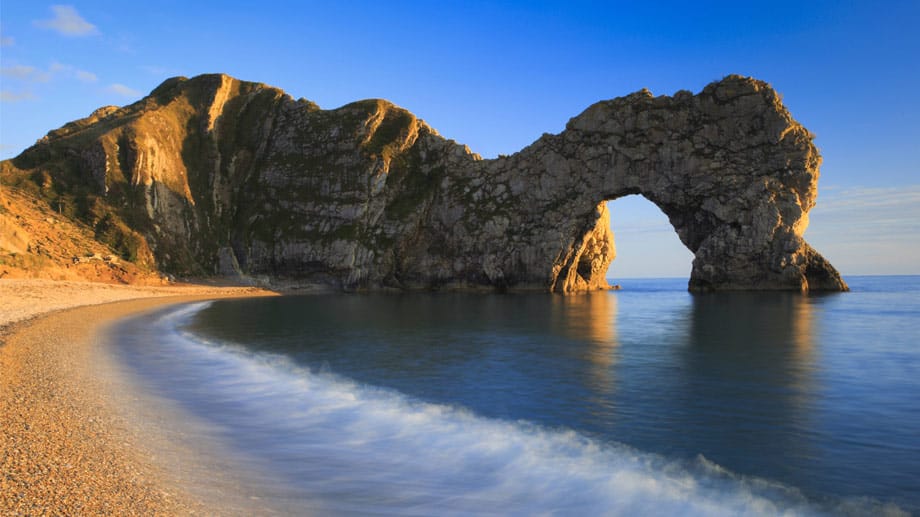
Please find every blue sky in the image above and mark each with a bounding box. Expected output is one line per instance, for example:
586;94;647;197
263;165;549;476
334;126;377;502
1;1;917;277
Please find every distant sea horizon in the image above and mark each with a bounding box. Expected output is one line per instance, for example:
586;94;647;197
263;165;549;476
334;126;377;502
611;273;920;280
112;274;919;515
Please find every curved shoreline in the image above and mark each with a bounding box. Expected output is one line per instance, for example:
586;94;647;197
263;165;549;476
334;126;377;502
0;281;277;515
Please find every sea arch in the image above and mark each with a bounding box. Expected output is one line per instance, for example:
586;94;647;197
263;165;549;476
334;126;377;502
477;76;848;293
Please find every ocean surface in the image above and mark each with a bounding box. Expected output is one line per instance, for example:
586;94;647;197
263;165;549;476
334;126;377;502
113;276;920;515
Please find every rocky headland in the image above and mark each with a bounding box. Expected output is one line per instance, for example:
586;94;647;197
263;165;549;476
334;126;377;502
1;73;847;292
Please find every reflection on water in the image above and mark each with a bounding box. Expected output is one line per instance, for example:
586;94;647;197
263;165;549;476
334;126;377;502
191;293;625;426
119;277;920;513
190;292;825;467
115;301;837;515
550;292;618;396
672;293;818;489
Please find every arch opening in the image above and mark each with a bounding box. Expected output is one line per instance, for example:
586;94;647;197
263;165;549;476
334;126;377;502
604;195;695;283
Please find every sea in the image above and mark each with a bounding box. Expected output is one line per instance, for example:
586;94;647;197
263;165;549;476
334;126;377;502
112;276;919;516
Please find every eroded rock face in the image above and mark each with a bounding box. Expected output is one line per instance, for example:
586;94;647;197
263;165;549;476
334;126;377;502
2;73;847;292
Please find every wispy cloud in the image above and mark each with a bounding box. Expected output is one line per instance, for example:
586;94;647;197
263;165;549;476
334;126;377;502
49;61;98;83
140;65;181;77
810;185;920;239
815;186;920;213
0;90;37;103
106;83;141;98
806;185;920;274
0;59;103;102
0;65;51;83
607;197;675;235
34;5;99;37
74;69;98;83
1;65;36;79
0;35;13;47
611;221;674;235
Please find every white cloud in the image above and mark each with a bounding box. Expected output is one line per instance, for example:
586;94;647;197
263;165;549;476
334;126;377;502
809;186;920;238
0;36;14;47
47;61;98;83
106;83;141;98
75;69;97;83
1;65;37;79
814;186;920;213
0;90;37;102
806;185;920;275
34;5;99;37
0;65;51;83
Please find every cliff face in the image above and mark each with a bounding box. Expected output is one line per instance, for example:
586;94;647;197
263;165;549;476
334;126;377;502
1;73;847;292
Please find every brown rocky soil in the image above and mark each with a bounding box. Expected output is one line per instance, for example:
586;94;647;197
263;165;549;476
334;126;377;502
0;186;167;285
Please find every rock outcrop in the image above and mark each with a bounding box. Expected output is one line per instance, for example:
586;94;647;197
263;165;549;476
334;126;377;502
1;73;847;292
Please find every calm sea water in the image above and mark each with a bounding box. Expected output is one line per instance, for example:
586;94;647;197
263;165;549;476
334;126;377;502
114;276;920;515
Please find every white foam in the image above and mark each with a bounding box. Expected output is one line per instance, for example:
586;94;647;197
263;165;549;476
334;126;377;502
114;303;907;516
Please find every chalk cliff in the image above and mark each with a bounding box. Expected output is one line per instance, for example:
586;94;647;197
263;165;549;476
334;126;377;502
1;73;847;292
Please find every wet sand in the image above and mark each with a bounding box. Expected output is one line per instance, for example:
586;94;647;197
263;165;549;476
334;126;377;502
0;280;277;515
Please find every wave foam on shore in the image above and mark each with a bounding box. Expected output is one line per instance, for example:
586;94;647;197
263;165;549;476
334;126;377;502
112;302;908;516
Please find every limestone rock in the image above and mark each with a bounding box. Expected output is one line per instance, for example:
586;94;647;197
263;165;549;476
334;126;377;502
1;73;847;292
216;246;242;277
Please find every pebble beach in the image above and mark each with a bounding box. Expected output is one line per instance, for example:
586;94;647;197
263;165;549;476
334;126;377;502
0;280;276;515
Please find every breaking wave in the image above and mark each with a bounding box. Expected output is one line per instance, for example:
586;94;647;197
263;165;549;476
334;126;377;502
112;302;907;516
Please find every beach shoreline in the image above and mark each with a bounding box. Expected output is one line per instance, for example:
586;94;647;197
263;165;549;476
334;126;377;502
0;280;277;515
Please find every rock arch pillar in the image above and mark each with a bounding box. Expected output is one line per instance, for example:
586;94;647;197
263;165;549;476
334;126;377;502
550;202;615;293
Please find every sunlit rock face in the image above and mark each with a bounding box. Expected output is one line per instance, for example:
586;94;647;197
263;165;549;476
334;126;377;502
3;73;846;292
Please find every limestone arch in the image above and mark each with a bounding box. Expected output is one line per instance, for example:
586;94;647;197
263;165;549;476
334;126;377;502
526;76;847;293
